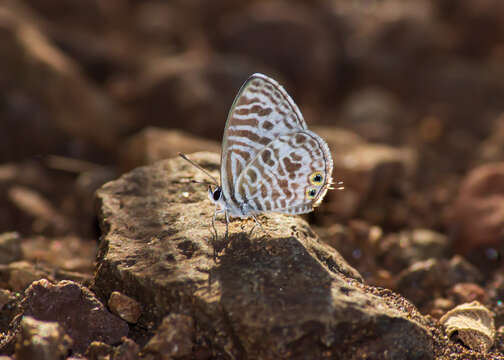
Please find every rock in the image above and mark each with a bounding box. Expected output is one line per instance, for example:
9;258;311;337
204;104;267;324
119;127;220;172
0;162;75;237
21;235;96;274
143;314;195;359
378;229;450;272
0;232;22;264
84;341;113;360
0;286;23;355
93;152;434;359
397;256;483;309
15;316;72;360
0;289;12;311
113;337;139;360
496;326;504;354
7;186;69;234
430;298;455;319
108;291;141;324
447;162;504;253
22;279;129;354
6;236;94;287
53;269;92;285
439;301;495;353
313;127;417;223
448;283;487;305
1;261;53;292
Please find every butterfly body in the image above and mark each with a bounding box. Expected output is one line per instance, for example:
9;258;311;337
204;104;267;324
207;73;333;223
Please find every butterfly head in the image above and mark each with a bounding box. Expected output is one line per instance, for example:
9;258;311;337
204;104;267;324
208;185;224;206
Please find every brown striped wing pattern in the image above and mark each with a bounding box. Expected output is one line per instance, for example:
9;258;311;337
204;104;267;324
220;73;333;217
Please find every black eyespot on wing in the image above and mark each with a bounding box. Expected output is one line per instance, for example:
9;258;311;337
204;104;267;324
213;188;222;201
306;187;318;199
309;171;324;185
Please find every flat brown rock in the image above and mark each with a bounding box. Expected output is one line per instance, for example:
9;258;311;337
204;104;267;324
93;152;433;359
22;279;128;354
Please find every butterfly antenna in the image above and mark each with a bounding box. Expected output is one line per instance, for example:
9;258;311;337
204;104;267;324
178;153;219;186
334;180;344;190
328;180;344;191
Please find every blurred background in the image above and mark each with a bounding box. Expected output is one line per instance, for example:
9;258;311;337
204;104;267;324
1;0;504;316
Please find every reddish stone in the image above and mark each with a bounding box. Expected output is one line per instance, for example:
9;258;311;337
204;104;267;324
22;279;128;354
448;283;488;304
448;163;504;253
108;291;142;324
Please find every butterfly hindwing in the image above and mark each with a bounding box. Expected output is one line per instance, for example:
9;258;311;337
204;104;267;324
235;130;333;215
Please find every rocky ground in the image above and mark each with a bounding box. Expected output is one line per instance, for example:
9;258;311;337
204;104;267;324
1;0;504;359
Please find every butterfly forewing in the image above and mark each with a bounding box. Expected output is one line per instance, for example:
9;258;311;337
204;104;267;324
220;74;307;214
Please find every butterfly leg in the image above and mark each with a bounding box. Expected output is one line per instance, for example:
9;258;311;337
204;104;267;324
250;214;269;238
247;221;256;238
225;211;230;243
210;208;226;261
210;211;218;261
211;210;219;238
210;210;230;261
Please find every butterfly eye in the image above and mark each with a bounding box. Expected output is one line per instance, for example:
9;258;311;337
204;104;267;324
213;187;222;201
310;171;324;185
306;188;317;199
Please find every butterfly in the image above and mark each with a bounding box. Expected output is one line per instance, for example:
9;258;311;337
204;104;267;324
180;73;335;240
